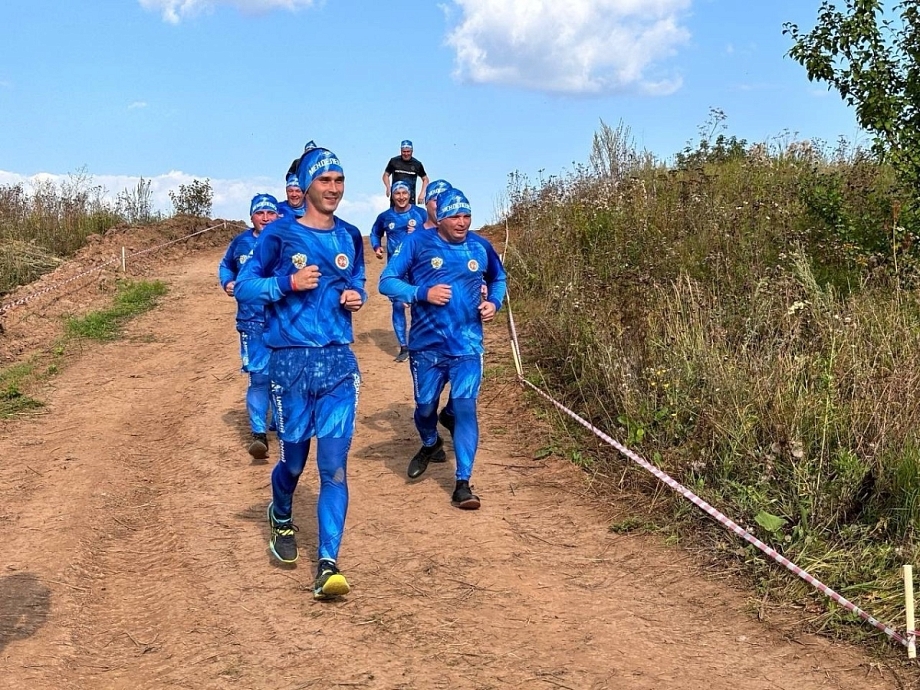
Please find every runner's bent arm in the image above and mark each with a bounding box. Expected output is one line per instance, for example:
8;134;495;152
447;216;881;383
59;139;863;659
233;233;296;306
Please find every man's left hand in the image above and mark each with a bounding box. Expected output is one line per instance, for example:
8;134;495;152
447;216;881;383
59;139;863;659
478;301;497;322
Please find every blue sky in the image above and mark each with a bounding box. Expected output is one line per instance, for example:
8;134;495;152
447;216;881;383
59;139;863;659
0;1;864;233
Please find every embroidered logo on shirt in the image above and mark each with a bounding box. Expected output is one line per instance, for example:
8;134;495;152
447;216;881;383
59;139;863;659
431;257;444;269
468;259;479;272
292;253;307;269
335;253;350;269
388;222;395;230
239;255;249;265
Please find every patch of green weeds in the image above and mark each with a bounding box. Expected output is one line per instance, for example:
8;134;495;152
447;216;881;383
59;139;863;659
65;279;167;340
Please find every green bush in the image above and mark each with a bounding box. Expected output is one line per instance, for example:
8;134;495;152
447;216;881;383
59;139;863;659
169;178;213;217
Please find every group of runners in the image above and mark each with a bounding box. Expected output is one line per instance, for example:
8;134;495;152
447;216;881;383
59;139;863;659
217;140;507;601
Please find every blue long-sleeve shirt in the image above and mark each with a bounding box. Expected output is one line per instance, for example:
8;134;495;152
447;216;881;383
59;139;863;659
234;215;367;348
218;228;264;323
277;200;305;220
370;205;428;260
379;229;507;355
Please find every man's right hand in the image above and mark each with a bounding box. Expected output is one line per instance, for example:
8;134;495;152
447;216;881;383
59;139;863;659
224;281;235;296
290;265;322;291
426;284;452;305
374;248;385;260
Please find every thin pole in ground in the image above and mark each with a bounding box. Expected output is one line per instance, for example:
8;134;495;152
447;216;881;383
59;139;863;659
904;564;916;659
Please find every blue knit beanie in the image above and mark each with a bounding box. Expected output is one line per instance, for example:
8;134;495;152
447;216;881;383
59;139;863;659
250;193;278;216
436;188;471;222
297;148;343;190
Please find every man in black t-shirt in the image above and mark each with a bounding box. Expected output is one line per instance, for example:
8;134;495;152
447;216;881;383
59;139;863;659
382;140;429;205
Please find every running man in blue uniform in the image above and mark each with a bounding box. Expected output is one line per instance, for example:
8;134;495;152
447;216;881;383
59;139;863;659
276;174;306;220
218;193;279;460
370;180;429;362
234;148;365;599
379;188;507;509
418;179;459;434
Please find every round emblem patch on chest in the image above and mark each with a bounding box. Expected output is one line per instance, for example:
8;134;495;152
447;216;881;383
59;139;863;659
388;222;395;230
292;253;307;270
239;255;249;265
467;259;480;272
335;253;350;269
431;257;444;269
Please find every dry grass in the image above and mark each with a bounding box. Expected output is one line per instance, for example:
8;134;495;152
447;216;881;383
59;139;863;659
502;120;920;644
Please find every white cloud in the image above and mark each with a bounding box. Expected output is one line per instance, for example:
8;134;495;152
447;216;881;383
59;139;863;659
139;0;316;24
446;0;691;95
128;101;148;109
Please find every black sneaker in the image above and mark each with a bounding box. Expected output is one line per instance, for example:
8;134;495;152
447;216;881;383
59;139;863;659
437;408;456;437
313;559;350;600
267;502;299;563
394;346;410;363
249;432;268;459
451;480;481;510
407;436;446;478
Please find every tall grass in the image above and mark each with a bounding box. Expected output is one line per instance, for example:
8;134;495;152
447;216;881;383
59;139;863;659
506;119;920;641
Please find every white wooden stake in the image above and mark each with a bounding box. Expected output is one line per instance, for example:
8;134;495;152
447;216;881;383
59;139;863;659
904;564;916;659
121;247;126;273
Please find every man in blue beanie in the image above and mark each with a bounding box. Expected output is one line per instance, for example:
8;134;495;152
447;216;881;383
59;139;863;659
235;147;365;600
379;188;507;509
382;140;429;206
276;174;305;220
218;193;279;459
370;180;429;362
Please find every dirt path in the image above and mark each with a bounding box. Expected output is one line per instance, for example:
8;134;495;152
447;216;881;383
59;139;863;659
0;244;904;689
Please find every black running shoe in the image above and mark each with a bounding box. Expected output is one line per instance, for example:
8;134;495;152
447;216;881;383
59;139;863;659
313;559;350;600
407;436;446;478
249;432;268;460
437;408;456;437
394;346;410;363
451;480;481;510
267;502;299;563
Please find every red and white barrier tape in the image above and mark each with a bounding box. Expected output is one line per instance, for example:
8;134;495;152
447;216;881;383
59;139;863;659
0;220;239;317
498;222;908;648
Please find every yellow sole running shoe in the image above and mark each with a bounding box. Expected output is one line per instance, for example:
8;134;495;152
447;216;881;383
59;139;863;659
314;560;350;600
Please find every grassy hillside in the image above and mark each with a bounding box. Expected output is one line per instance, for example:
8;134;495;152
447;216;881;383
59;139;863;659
503;120;920;643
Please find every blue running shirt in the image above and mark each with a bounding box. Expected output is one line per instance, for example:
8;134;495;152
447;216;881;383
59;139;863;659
276;200;305;220
379;230;507;355
370;205;428;260
234;215;367;348
218;228;264;323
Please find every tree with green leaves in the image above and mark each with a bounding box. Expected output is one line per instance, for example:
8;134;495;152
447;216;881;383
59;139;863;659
784;1;920;189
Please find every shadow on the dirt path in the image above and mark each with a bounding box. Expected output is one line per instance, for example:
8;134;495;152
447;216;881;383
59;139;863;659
356;399;459;503
222;408;250;439
0;572;51;653
354;326;400;358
